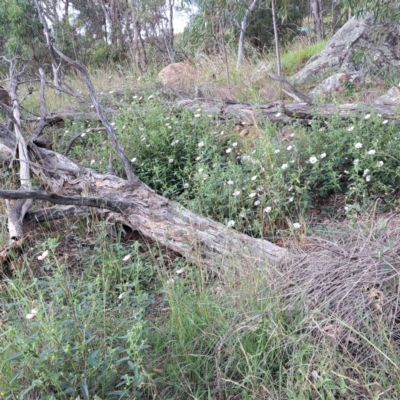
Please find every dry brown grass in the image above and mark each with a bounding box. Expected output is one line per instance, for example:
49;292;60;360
276;213;400;364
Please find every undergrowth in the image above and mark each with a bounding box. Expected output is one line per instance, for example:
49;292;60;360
1;43;400;399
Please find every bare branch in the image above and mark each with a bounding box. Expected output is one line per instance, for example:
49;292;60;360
63;128;106;156
32;68;48;140
0;189;129;214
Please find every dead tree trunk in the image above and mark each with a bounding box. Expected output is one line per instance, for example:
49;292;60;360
0;140;286;269
2;59;33;241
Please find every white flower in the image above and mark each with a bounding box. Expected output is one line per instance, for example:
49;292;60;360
183;183;189;188
264;206;272;213
171;140;179;146
364;113;371;120
227;180;234;185
227;220;235;227
288;197;294;202
111;122;116;126
365;175;371;182
37;250;49;261
26;308;37;320
194;114;201;118
90;159;95;165
274;149;280;154
202;174;208;180
220;131;224;135
254;200;260;206
320;153;326;159
348;126;354;131
226;148;232;153
249;193;257;198
344;170;349;174
176;268;185;275
382;120;389;125
198;168;203;173
288;186;293;192
376;161;384;167
232;190;241;196
232;142;238;147
118;292;127;300
123;254;131;262
198;141;205;147
367;149;376;155
311;370;319;380
281;164;288;170
353;159;359;165
363;169;369;176
293;222;301;230
355;143;363;149
309;156;318;164
196;157;201;161
169;159;174;163
287;146;293;151
275;112;281;117
148;94;155;100
251;175;257;181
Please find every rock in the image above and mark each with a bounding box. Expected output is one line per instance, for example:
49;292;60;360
292;14;400;94
157;63;198;90
374;86;400;105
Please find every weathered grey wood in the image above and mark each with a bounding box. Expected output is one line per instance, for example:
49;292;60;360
0;145;287;269
4;60;33;241
32;68;48;140
267;73;313;104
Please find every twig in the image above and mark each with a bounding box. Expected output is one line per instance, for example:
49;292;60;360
63;128;106;156
32;68;48;140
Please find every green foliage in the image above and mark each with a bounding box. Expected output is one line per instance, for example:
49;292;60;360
0;0;43;57
246;1;307;51
341;0;400;23
0;229;153;399
281;39;327;76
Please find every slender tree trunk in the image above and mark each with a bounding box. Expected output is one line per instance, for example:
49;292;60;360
310;0;324;40
34;0;62;94
169;0;175;60
236;0;259;69
219;15;230;86
271;0;281;76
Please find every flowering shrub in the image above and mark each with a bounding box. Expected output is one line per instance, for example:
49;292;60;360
59;97;400;237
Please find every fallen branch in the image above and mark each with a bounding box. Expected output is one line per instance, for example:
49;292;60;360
267;73;313;104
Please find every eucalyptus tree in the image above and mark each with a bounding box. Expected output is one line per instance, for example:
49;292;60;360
0;0;44;61
340;0;400;22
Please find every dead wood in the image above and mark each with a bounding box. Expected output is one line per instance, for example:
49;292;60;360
267;73;313;104
3;59;33;241
32;68;48;140
0;144;286;269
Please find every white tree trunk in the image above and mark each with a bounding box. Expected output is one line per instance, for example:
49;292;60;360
236;0;259;69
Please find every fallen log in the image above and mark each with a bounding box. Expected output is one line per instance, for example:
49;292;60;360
0;144;286;269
